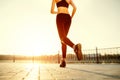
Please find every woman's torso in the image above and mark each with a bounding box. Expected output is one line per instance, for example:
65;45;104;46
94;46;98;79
55;0;70;14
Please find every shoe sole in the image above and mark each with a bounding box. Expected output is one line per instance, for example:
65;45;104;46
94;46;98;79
77;44;83;60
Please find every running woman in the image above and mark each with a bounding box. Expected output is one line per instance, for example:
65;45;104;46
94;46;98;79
51;0;83;67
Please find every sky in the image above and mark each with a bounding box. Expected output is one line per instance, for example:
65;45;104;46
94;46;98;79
0;0;120;56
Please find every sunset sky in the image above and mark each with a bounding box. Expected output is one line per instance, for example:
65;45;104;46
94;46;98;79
0;0;120;56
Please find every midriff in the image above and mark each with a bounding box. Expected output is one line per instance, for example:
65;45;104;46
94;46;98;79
57;7;69;14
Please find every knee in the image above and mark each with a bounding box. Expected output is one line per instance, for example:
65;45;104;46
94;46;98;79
60;37;67;44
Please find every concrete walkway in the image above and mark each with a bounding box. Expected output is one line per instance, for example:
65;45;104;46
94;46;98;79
0;62;120;80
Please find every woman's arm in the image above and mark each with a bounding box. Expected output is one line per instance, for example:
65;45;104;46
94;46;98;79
51;0;58;14
70;0;77;18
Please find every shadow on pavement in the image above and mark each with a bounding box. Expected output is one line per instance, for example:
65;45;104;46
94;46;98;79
66;67;120;79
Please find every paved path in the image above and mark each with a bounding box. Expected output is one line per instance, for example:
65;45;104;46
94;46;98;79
0;62;120;80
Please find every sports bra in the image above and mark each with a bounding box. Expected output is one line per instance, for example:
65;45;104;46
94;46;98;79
57;0;69;8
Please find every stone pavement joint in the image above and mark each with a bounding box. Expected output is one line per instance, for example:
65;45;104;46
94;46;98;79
0;63;120;80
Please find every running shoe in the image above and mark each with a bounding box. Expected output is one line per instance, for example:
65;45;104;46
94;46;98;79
74;43;83;60
60;60;66;68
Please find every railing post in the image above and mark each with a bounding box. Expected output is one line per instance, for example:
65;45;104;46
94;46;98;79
96;47;99;64
13;53;15;63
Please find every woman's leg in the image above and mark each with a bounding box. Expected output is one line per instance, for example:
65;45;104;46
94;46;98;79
56;14;67;59
61;14;73;58
56;14;75;59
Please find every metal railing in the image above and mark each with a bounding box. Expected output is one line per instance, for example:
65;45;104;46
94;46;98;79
0;47;119;63
66;47;120;63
